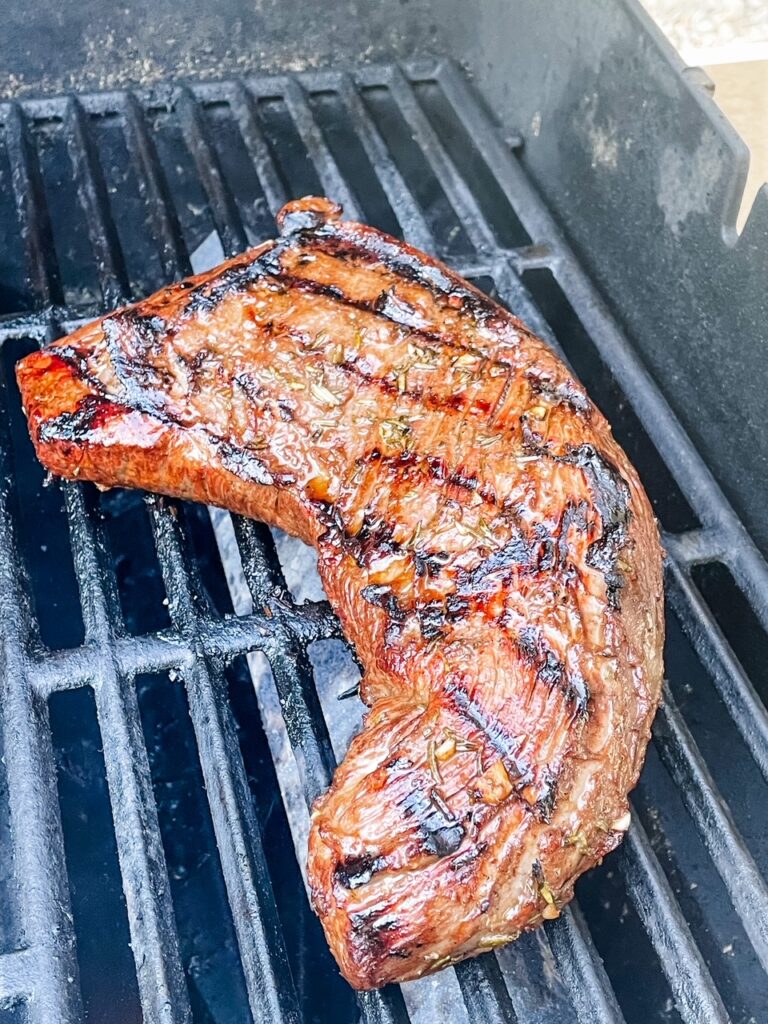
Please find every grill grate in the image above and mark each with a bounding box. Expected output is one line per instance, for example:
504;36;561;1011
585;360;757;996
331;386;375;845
0;59;766;1024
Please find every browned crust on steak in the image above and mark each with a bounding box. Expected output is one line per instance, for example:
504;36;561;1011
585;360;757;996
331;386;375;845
16;196;664;989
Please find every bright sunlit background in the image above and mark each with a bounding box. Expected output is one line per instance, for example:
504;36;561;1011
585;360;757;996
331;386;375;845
642;0;768;231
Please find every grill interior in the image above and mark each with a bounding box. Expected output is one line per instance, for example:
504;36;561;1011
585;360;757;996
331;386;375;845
0;59;767;1024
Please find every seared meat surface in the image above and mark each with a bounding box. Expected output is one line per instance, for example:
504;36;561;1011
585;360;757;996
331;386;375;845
16;196;664;989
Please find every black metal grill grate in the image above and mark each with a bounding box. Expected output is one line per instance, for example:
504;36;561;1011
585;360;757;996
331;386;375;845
0;59;767;1024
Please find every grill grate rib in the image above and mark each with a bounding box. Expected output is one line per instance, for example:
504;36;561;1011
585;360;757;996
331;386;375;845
0;58;766;1024
622;820;730;1024
62;482;192;1024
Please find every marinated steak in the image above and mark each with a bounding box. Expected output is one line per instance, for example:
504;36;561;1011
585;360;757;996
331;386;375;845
16;196;664;989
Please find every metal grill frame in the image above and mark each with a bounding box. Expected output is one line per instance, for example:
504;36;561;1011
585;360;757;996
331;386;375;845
0;58;766;1024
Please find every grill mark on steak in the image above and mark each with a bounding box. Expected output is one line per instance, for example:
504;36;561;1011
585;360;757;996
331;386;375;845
214;439;277;487
281;224;498;334
343;443;536;536
335;853;385;891
456;531;536;595
517;626;591;718
525;371;591;416
302;229;462;300
48;345;104;394
102;315;168;415
535;766;561;823
572;445;632;608
337;767;467;893
520;435;633;606
443;681;531;783
360;583;409;624
349;907;405;961
265;269;502;368
300;230;526;341
354;528;540;641
399;784;466;858
37;393;115;443
331;351;497;419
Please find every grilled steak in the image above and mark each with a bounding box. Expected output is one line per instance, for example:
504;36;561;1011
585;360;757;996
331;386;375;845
16;196;664;989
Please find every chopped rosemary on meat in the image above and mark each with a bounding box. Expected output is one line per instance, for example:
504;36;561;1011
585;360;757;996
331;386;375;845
408;342;437;365
405;522;422;550
564;829;589;851
478;934;515;949
310;381;344;407
380;418;412;452
539;882;555;905
304;330;329;351
424;954;453;971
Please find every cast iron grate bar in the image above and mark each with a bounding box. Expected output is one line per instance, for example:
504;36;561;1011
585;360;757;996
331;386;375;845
33;127;191;1022
5;103;64;308
547;905;625;1024
176;87;250;258
0;59;765;1024
121;91;192;280
119;97;301;999
664;553;768;783
148;499;302;1024
279;77;363;221
229;518;338;805
0;948;35;1005
64;96;130;307
0;355;82;1019
334;71;434;250
61;476;192;1024
622;819;731;1024
653;685;768;971
227;80;289;217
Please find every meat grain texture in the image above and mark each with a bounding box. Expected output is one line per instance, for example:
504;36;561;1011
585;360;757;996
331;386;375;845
16;197;664;989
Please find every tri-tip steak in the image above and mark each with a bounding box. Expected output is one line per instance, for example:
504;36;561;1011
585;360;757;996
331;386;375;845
16;196;664;988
